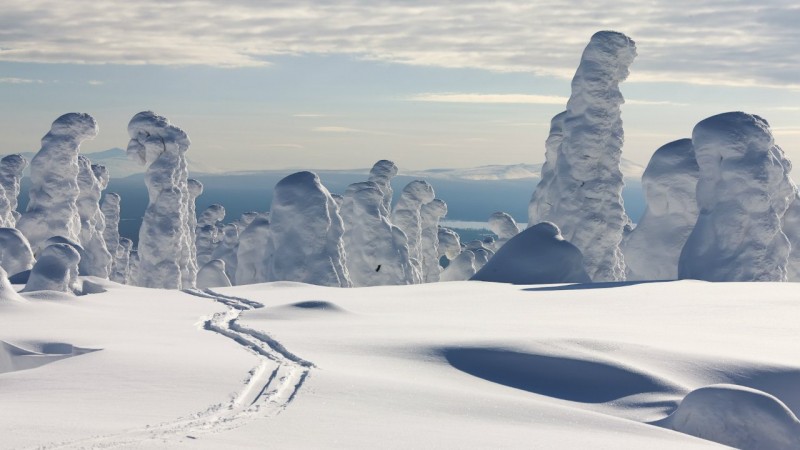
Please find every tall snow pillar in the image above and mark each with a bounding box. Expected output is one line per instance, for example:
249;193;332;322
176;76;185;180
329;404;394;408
0;154;28;226
528;31;636;282
126;111;195;289
17;113;98;253
368;160;399;217
76;157;112;277
679;112;797;281
391;180;434;278
419;198;447;283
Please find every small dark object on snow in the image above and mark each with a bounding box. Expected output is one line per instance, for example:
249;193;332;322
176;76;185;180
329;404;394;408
376;265;381;272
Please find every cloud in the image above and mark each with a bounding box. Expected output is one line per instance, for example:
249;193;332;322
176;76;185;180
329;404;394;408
0;77;42;84
293;113;328;118
87;80;104;85
313;126;368;133
409;92;687;106
0;1;798;89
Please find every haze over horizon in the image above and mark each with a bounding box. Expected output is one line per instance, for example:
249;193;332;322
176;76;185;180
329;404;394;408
2;1;799;172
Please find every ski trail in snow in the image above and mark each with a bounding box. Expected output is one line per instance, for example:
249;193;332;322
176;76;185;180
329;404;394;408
38;288;313;449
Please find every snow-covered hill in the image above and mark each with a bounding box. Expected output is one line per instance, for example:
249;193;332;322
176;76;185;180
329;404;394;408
1;279;798;448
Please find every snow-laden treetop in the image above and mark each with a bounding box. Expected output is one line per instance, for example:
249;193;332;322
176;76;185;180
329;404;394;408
126;111;191;168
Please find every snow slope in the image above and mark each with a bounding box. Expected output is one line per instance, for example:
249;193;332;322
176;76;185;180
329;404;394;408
2;280;798;448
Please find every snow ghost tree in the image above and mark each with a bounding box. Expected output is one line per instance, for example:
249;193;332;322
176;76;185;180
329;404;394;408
126;111;195;289
488;212;519;251
17;113;98;253
472;222;591;285
111;237;133;284
0;184;11;228
0;154;27;226
23;243;81;294
209;223;239;284
368;160;399;216
622;139;699;280
196;204;225;267
528;31;637;282
265;171;350;287
440;250;477;282
391;180;435;275
419;199;447;283
101;193;121;260
466;240;494;272
341;181;418;286
0;228;35;277
235;213;271;285
197;259;232;289
437;227;462;262
679;112;797;282
184;178;203;287
76;157;112;277
782;196;800;281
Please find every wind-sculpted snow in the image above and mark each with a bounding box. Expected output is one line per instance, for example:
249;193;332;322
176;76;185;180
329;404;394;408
528;31;636;282
679;112;797;282
0;228;34;277
0;267;24;302
622;139;699;281
265;172;351;287
22;243;81;294
127;111;195;289
197;204;226;267
656;384;800;449
235;213;270;285
419;199;447;283
472;222;590;285
197;259;232;288
488;211;519;251
437;227;461;261
440;249;477;282
368;160;399;216
100;192;121;262
111;237;132;284
341;181;418;286
76;157;112;278
782;196;800;281
210;223;239;284
466;240;494;272
0;154;27;226
391;180;435;276
185;178;203;287
17;113;98;253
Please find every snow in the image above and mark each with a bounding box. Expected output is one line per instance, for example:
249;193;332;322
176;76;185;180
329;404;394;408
488;211;520;251
0;154;27;226
419;198;447;282
440;249;477;281
17;113;98;253
111;237;132;284
127;111;195;289
341;181;418;286
783;195;800;281
391;180;435;277
437;226;462;260
264;171;351;287
197;259;233;288
22;243;81;294
196;204;226;267
209;223;239;284
234;213;271;285
368;159;398;216
622;139;699;281
0;267;24;302
472;222;590;284
0;227;35;277
100;192;122;268
76;156;112;278
679;112;797;282
528;31;636;282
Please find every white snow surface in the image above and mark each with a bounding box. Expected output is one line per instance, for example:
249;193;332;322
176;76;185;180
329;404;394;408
3;279;798;448
265;171;351;287
17;113;98;253
622;139;699;281
528;31;636;282
679;112;797;282
0;154;27;226
0;227;35;277
127;111;196;289
341;181;418;287
472;222;591;285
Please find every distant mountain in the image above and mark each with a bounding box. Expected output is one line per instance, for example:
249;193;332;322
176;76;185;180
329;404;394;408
405;158;645;181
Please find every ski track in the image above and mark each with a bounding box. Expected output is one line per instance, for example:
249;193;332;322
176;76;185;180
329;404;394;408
35;288;314;449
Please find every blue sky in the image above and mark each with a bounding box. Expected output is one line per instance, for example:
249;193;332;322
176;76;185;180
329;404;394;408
1;0;799;171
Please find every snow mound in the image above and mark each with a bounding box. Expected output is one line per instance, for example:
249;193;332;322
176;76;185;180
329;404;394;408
679;112;797;282
471;222;590;285
656;384;800;450
0;227;35;277
0;267;24;302
197;259;232;289
22;243;81;294
528;31;636;281
265;171;351;287
0;340;100;375
17;113;98;253
622;139;699;280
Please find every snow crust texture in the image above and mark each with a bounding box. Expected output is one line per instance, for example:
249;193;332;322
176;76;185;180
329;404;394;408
528;31;636;282
126;111;196;289
0;227;35;277
678;112;797;282
472;222;590;285
341;181;418;287
17;113;98;253
622;139;699;280
0;154;27;227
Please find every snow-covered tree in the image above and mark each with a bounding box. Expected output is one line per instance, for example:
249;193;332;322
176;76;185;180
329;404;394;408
23;243;81;294
391;180;435;275
76;157;112;277
0;154;27;226
0;228;35;277
419;199;447;282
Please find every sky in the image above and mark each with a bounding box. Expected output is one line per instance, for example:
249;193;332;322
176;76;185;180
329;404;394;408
1;0;799;172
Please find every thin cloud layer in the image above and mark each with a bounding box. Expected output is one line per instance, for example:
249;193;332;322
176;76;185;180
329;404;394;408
0;1;798;88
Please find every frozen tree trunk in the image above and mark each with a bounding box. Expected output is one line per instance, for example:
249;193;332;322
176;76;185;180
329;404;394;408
528;31;637;282
22;243;81;294
391;180;435;278
0;228;35;277
622;139;699;280
265;171;351;287
341;181;417;286
18;113;98;253
0;154;27;226
419;199;447;283
76;157;112;277
679;112;797;281
368;160;399;217
235;213;271;285
126;111;195;289
196;204;225;267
